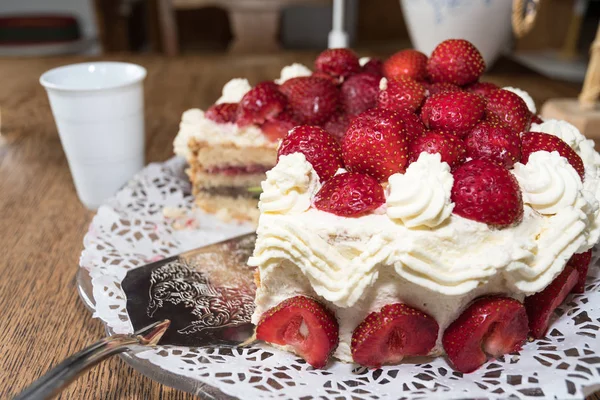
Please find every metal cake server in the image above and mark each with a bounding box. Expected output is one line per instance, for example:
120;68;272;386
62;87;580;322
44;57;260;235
15;233;258;399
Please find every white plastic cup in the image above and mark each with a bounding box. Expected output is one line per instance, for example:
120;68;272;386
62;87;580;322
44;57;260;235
40;62;147;210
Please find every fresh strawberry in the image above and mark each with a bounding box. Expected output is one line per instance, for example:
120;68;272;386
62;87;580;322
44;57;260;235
340;73;380;116
485;89;531;133
342;108;409;181
568;250;592;293
424;82;462;97
377;76;426;114
260;111;299;142
312;71;342;85
465;81;499;98
465;121;521;168
237;81;287;126
323;110;351;142
278;125;343;181
362;57;383;78
451;160;523;227
402;112;427;142
351;303;438;368
420;91;485;135
525;266;579;339
409;131;466;169
531;113;544;124
521;132;585;180
256;296;339;368
280;77;340;125
314;172;385;217
205;102;239;123
442;297;528;373
427;39;485;85
315;48;361;79
382;49;428;81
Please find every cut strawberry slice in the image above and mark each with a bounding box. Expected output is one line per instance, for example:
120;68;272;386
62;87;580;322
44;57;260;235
525;266;579;338
442;296;529;373
256;296;339;368
568;250;592;293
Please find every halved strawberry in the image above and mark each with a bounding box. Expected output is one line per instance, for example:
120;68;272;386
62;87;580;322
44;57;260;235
260;111;299;142
451;160;523;227
342;108;409;181
362;57;384;78
409;131;466;170
568;250;592;293
423;81;462;97
465;121;521;168
314;172;385;217
485;89;532;134
377;76;426;114
382;49;428;81
315;48;361;79
442;297;529;373
278;125;343;181
237;82;287;126
521;131;585;180
525;266;579;339
205;102;239;123
427;39;485;85
465;81;499;98
280;76;340;125
256;296;339;368
351;303;438;368
340;73;380;116
402;112;427;142
323;110;351;142
420;91;485;135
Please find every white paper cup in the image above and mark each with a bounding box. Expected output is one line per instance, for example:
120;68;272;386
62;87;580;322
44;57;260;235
40;62;147;210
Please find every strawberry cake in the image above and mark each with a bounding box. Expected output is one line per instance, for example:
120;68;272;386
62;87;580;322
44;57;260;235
248;40;600;372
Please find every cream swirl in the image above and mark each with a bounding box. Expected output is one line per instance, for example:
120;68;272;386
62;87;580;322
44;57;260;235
387;153;454;228
216;78;252;104
259;153;320;215
512;151;582;215
275;63;311;84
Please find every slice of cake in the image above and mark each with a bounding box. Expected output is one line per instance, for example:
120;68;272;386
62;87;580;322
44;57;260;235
248;39;600;372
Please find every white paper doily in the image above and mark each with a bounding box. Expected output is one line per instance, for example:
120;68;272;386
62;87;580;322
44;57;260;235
80;157;600;400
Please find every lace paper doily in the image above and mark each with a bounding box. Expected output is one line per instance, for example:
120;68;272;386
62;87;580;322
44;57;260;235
80;157;600;400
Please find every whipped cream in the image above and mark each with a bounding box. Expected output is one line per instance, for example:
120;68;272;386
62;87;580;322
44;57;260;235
359;57;371;67
387;153;454;228
274;63;312;84
216;78;252;104
379;77;388;90
503;86;536;114
259;153;320;215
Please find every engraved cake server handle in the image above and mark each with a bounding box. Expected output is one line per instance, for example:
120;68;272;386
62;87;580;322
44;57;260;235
14;320;170;400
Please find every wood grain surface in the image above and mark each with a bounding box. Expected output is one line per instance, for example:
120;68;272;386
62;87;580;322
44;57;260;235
0;53;597;400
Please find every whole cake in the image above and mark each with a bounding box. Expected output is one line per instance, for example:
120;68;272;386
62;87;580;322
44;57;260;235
248;40;600;373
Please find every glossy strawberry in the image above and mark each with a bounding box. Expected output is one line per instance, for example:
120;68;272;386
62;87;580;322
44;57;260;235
465;81;499;98
315;48;361;79
531;113;544;124
260;111;299;142
382;49;428;81
420;91;485;135
402;112;427;142
312;70;342;85
424;81;462;97
237;82;287;126
340;73;380;116
256;296;339;368
451;160;523;227
205;102;239;123
377;76;426;114
409;131;466;169
342;108;409;181
323;110;351;142
485;89;532;133
351;303;438;368
465;121;521;168
427;39;485;85
442;297;529;373
521;132;585;180
525;266;579;339
568;250;592;293
280;77;340;125
314;172;385;217
362;57;384;78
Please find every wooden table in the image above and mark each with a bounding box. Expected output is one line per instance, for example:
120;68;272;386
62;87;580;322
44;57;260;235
0;53;597;399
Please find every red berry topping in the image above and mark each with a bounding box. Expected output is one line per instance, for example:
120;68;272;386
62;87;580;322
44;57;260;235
451;160;523;227
383;49;428;81
525;266;579;339
409;131;466;170
278;125;343;181
323;110;351;142
280;77;340;125
342;108;409;181
427;39;485;85
568;250;592;293
256;296;339;368
442;297;529;373
377;76;426;114
315;48;361;79
314;172;385;217
237;82;287;126
531;113;544;124
312;70;342;85
465;121;521;168
351;303;438;368
485;89;532;134
420;91;485;135
340;73;380;116
205;102;239;123
260;110;299;142
424;81;462;97
521;131;585;180
402;112;427;142
465;81;499;98
362;57;384;78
